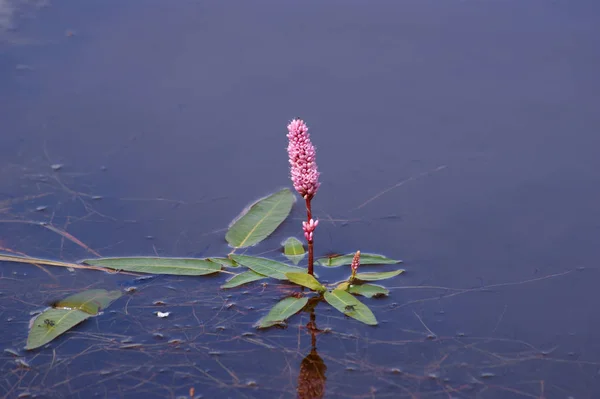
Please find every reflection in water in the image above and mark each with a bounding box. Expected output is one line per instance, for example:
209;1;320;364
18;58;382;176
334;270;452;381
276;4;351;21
0;0;17;31
0;0;44;31
0;0;11;30
0;0;47;47
297;307;327;399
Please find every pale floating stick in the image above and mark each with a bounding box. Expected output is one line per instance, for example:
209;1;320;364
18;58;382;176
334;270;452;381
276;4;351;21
0;254;139;275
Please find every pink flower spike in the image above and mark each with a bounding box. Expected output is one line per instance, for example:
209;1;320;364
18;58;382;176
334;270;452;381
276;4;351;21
287;118;320;199
351;251;361;273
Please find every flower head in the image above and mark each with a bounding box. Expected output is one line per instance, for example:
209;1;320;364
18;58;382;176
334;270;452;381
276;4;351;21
350;250;360;279
287;118;320;199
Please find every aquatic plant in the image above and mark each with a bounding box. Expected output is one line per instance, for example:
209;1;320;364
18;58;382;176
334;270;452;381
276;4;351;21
287;118;320;275
10;118;404;348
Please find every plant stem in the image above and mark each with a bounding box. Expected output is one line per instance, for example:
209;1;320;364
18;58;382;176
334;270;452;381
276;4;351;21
305;197;314;276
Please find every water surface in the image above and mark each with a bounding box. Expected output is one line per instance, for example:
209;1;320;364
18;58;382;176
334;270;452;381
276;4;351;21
1;1;600;398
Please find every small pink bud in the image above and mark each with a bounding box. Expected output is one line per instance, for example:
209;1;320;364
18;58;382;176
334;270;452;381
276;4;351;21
302;218;318;242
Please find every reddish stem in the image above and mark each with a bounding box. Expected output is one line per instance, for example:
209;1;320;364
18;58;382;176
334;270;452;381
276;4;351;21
305;197;314;276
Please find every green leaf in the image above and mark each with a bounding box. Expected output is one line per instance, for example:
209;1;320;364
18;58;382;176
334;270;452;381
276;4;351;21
26;288;123;350
82;257;221;276
282;237;306;265
257;296;309;328
230;255;303;280
26;309;91;350
317;253;402;267
324;290;377;326
348;284;389;298
226;189;295;248
257;319;286;329
208;257;239;268
283;237;305;255
55;289;122;315
285;254;305;266
221;270;267;289
285;272;326;292
355;270;404;281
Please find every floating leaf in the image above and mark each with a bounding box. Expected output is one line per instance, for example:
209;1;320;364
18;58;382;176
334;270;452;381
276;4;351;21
324;290;377;326
257;296;309;328
335;281;350;291
26;309;91;350
27;289;122;350
355;270;404;281
55;289;122;315
226;189;295;248
317;253;401;267
282;237;306;265
257;319;286;329
221;270;267;289
348;284;389;298
283;237;305;256
285;254;305;266
282;237;306;266
231;255;303;280
208;257;239;268
82;257;221;276
285;272;326;293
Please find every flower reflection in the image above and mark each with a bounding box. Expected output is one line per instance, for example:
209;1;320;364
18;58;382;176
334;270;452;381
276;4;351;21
297;309;327;399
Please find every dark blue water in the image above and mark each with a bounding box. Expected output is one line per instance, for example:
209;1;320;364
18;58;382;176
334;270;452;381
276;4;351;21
2;1;600;398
